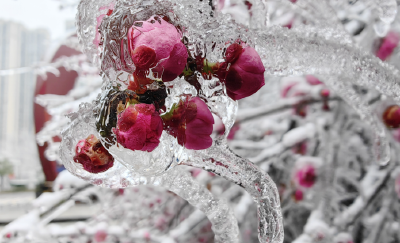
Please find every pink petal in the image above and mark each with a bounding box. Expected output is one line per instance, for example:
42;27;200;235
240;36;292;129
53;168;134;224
153;42;188;82
115;104;162;152
191;97;214;125
236;47;265;74
184;133;213;150
226;65;265;100
130;18;181;62
376;31;400;61
186;118;213;136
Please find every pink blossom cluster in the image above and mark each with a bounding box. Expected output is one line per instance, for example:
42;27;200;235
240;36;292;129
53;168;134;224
74;14;266;173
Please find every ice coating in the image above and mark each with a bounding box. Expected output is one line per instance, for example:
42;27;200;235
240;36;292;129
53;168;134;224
68;0;400;242
375;0;398;24
77;1;399;164
73;0;283;242
77;0;116;65
60;103;240;242
253;26;397;164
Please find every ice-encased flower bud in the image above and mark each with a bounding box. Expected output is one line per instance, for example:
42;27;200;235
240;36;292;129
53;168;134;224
128;15;188;82
113;103;163;152
219;43;265;100
293;189;303;201
382;105;400;128
162;96;214;150
376;31;400;61
73;134;114;173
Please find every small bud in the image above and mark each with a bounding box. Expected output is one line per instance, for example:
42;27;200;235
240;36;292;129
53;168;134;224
219;43;265;100
295;164;316;188
376;31;400;61
383;105;400;128
113;103;163;152
162;96;214;150
73;135;114;174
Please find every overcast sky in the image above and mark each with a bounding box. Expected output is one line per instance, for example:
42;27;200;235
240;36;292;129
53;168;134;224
0;0;76;40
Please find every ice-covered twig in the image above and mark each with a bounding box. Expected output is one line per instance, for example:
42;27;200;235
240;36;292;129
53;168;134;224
333;165;391;228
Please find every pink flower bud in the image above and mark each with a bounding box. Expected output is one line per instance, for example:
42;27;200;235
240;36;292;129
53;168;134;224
295;164;316;188
144;232;151;240
293;189;304;201
162;96;214;150
284;19;294;29
320;89;330;98
113;103;163;152
376;31;400;61
73;135;114;174
225;43;243;63
131;45;157;70
128;16;188;82
382;105;400;129
219;43;265;100
94;230;107;242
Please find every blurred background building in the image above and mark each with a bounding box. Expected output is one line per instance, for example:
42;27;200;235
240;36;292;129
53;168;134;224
0;20;49;190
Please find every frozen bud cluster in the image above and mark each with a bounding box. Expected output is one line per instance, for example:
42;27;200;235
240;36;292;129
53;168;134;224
74;13;267;174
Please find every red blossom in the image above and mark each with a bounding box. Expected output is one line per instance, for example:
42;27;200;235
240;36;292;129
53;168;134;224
162;96;214;150
73;135;114;174
295;164;317;188
113;103;163;152
383;105;400;129
293;189;304;201
376;31;400;61
128;15;188;82
218;42;265;100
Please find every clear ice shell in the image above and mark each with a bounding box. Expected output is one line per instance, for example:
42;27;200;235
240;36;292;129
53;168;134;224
254;26;398;164
60;103;240;242
187;142;284;243
69;0;400;242
375;0;397;24
73;0;284;242
108;131;186;176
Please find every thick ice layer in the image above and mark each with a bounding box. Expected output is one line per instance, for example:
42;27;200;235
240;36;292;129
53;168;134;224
68;0;400;242
60;103;240;242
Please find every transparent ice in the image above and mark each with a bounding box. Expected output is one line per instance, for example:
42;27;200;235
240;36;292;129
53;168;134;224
56;0;400;242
